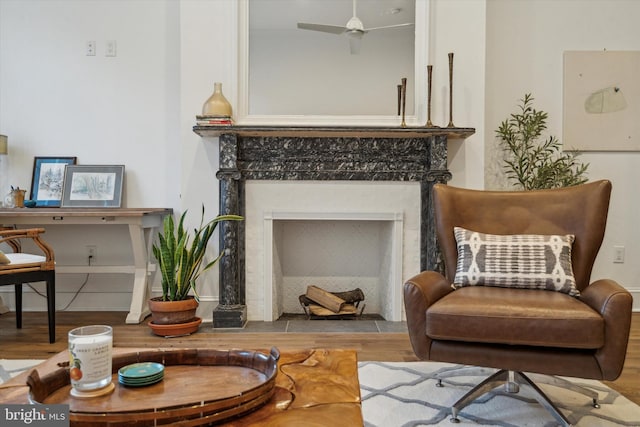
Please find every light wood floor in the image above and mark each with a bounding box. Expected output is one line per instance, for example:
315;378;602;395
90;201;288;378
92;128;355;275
1;311;638;405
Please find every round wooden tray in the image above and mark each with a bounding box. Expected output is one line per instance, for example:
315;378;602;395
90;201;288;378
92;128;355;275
26;347;280;426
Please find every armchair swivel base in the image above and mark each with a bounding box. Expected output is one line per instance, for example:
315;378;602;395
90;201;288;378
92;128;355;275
444;369;599;426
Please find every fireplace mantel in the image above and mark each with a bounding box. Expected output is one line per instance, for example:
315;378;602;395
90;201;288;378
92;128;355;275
194;125;475;139
194;124;475;327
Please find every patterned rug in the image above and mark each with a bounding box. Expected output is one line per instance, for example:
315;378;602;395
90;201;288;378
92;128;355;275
359;361;640;427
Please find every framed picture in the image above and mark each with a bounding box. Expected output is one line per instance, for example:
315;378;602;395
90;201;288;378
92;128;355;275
30;156;77;207
61;165;125;208
563;51;640;151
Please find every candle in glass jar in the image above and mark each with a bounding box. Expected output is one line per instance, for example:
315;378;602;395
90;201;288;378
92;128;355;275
68;325;113;392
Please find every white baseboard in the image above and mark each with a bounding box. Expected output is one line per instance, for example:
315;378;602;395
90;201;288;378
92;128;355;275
629;288;640;312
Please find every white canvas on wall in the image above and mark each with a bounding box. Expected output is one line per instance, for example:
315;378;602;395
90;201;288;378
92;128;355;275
563;50;640;151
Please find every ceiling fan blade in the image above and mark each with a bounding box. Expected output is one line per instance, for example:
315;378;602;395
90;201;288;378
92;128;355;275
297;22;346;35
364;23;414;32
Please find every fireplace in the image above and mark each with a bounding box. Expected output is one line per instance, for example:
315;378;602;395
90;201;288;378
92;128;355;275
249;184;414;322
193;125;475;327
271;217;398;320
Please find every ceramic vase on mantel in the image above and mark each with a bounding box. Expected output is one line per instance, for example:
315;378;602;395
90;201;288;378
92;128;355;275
202;82;232;117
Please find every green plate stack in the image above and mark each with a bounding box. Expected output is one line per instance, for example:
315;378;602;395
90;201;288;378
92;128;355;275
118;362;165;387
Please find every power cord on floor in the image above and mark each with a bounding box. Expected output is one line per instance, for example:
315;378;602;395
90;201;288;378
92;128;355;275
25;254;92;311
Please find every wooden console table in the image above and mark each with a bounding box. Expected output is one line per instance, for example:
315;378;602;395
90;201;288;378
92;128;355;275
0;208;172;323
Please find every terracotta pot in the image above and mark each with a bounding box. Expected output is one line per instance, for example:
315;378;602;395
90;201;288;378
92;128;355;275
148;317;202;337
148;296;198;325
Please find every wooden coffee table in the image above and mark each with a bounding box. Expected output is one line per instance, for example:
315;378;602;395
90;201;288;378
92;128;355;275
0;347;363;426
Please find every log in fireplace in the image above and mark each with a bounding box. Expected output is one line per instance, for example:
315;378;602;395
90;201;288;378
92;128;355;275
193;125;475;327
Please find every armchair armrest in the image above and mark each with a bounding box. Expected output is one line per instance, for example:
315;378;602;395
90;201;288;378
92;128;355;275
580;279;633;380
403;271;453;359
0;228;55;272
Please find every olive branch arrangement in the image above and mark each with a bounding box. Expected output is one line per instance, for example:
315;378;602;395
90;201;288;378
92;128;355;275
496;93;589;190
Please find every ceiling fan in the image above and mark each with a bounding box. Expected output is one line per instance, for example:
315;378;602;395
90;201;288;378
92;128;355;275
296;0;413;54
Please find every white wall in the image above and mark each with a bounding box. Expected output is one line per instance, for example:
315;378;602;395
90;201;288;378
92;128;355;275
430;0;486;189
485;0;640;309
0;0;180;207
17;0;640;318
0;0;485;318
0;0;182;314
178;0;237;319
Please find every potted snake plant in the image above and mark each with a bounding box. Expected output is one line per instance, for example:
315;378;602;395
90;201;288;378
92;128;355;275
148;206;242;336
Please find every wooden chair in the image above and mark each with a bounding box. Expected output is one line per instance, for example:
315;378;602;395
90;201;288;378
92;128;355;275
0;228;56;343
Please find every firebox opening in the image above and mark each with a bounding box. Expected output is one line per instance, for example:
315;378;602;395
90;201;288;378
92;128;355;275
270;218;400;321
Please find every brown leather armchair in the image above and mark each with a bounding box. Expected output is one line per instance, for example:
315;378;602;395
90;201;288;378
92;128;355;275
403;180;633;425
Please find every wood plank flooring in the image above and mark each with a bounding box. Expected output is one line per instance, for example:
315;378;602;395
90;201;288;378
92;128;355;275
1;311;638;405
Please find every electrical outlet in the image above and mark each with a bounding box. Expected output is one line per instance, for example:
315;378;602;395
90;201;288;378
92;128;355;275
105;40;117;57
86;245;97;261
86;40;96;56
613;245;625;263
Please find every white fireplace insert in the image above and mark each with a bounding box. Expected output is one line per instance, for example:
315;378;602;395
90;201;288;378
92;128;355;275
244;181;421;321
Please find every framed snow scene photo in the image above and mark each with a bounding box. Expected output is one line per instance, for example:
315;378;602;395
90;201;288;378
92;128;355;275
61;165;124;208
30;156;77;207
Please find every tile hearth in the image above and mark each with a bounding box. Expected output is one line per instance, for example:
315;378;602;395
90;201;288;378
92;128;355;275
203;319;408;334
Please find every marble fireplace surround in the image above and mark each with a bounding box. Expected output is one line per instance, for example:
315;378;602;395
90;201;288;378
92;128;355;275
193;125;475;328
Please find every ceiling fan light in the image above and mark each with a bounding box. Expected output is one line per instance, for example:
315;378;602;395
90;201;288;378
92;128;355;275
346;16;364;31
349;37;362;55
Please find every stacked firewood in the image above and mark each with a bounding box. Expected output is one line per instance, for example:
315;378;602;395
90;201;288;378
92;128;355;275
299;285;365;319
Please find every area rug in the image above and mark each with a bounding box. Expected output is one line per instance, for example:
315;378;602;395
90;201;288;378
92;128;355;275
358;361;640;427
3;359;640;426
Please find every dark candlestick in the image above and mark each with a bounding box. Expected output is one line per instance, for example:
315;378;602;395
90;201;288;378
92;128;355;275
447;53;455;128
401;78;407;128
426;65;437;127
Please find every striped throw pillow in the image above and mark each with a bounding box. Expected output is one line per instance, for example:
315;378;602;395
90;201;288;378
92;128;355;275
453;227;579;296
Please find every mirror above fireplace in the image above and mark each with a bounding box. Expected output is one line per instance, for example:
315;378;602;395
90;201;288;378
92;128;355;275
237;0;427;126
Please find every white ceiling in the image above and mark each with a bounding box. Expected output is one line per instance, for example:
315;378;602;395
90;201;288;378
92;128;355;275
249;0;416;31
